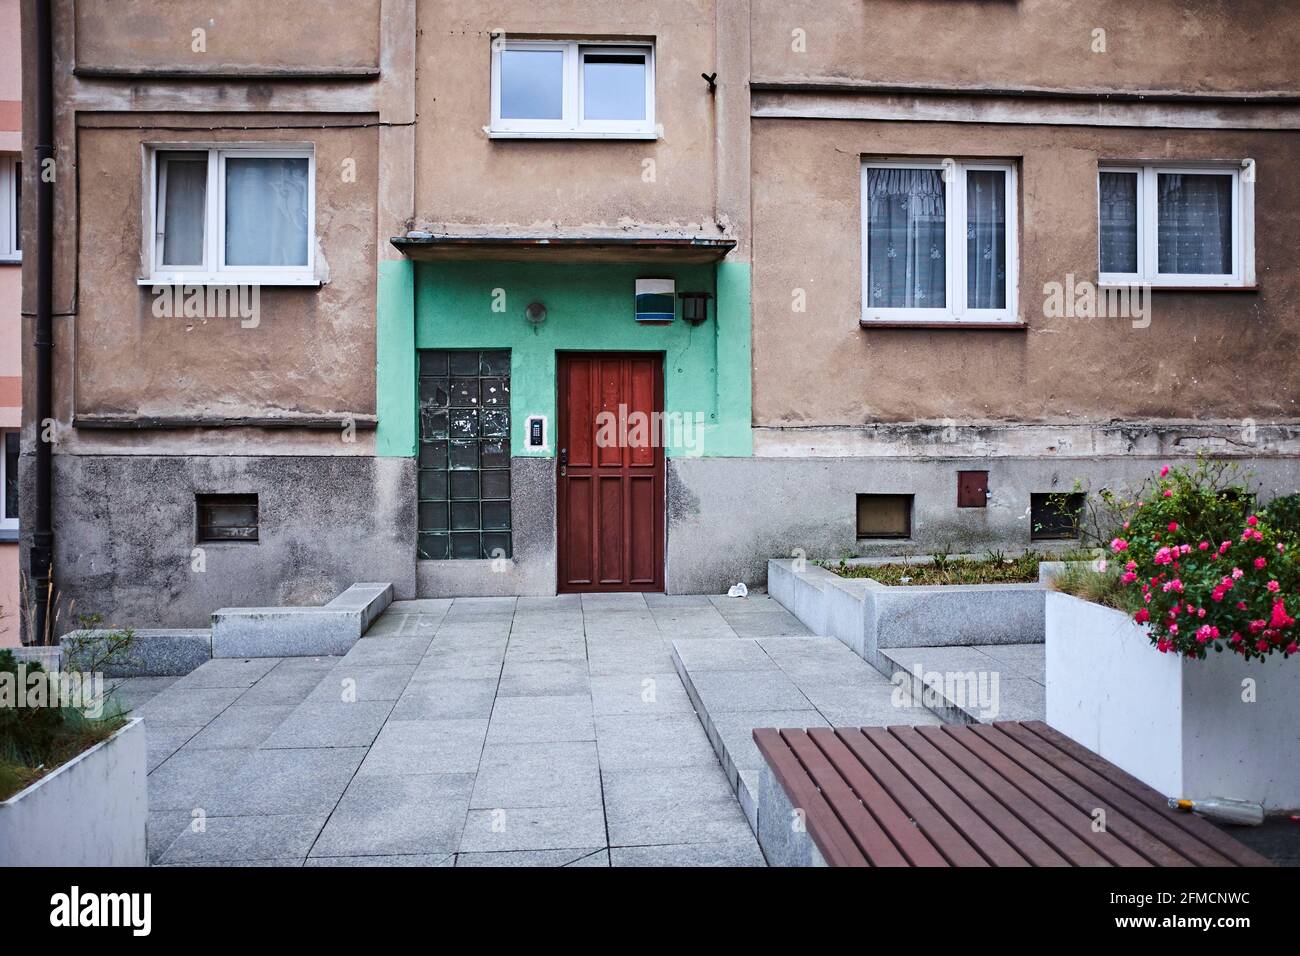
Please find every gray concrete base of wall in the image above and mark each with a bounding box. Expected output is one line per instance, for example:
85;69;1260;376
211;583;393;657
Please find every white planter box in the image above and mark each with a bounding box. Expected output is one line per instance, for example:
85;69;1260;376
1046;591;1300;811
0;718;147;866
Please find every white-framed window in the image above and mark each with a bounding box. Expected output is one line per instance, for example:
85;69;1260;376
1;431;17;532
861;160;1018;324
0;155;20;262
144;145;317;286
489;39;656;139
1098;163;1254;288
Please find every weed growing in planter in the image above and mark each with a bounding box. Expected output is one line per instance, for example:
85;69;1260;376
826;551;1043;585
1101;460;1299;661
0;650;127;801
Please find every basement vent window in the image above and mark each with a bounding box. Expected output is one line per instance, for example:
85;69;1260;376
1030;492;1086;541
196;493;260;543
857;494;913;539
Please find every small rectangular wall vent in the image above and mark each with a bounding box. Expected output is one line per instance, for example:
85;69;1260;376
196;493;259;543
1030;492;1085;541
857;493;913;539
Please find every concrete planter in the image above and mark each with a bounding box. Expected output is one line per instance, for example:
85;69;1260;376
0;718;147;866
1045;591;1300;810
768;559;1044;669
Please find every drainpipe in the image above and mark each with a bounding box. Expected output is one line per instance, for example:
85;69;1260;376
30;0;55;645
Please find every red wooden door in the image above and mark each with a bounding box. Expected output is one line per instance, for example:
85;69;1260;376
557;353;665;593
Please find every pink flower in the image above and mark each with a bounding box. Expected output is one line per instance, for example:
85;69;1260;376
1232;567;1245;580
1198;541;1210;551
1110;538;1129;553
1163;489;1173;498
1134;608;1150;624
1168;522;1179;532
1287;642;1298;656
1268;580;1281;593
1254;557;1267;570
1257;639;1271;652
1270;601;1294;629
1160;465;1170;477
1125;561;1137;571
1122;572;1138;584
1247;515;1258;527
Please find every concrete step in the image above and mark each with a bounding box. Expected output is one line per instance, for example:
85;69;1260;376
877;644;1046;725
211;583;394;658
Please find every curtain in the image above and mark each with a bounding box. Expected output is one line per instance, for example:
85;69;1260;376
866;168;946;309
1158;173;1232;275
225;157;309;267
159;153;207;266
1099;171;1138;274
966;169;1006;309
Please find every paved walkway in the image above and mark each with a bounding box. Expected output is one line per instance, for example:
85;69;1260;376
125;593;813;867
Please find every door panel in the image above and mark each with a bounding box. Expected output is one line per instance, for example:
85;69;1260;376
557;353;665;593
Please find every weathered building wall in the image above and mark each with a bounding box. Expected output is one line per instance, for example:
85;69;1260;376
45;455;416;627
750;119;1300;429
1;0;20;643
415;0;722;231
74;115;379;426
73;0;382;74
752;0;1300;93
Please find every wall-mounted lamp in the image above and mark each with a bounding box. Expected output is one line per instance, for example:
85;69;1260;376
524;301;548;326
678;291;713;326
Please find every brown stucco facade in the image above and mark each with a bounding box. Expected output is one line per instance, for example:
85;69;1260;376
15;0;1300;628
751;120;1300;428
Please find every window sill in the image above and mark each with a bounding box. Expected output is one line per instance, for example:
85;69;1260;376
1099;283;1258;293
486;128;659;141
0;256;20;266
136;276;322;288
859;318;1028;331
0;528;18;543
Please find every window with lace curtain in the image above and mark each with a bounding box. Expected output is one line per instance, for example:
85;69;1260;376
1098;164;1253;288
861;160;1018;324
145;145;316;286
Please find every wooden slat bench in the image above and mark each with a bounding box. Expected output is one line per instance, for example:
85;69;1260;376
752;721;1273;867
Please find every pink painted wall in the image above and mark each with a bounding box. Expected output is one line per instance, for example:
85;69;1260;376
1;0;21;645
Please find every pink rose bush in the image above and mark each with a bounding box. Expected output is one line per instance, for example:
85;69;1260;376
1106;461;1299;661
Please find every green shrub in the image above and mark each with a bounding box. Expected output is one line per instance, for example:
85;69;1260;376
1260;493;1300;540
0;649;125;800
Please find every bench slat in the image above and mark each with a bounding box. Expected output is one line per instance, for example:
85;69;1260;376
840;728;1005;867
753;728;870;867
806;728;950;867
782;729;914;866
944;724;1151;867
886;726;1071;866
918;725;1113;866
1018;722;1271;867
977;723;1197;867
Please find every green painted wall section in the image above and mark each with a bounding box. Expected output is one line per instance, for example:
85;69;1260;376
376;258;417;457
377;259;752;458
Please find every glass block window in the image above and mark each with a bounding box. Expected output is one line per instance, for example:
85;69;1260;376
418;350;512;560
